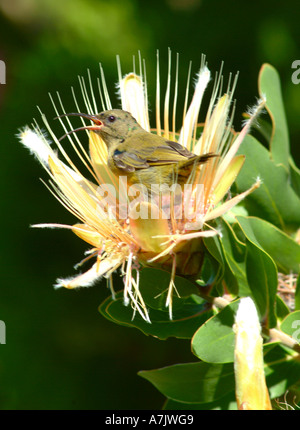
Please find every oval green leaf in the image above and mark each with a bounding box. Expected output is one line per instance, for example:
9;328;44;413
258;63;290;169
236;216;300;274
191;299;240;363
236;216;278;327
139;361;234;404
99;292;213;340
236;135;300;231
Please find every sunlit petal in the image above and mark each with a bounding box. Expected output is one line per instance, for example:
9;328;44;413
55;263;100;289
19;126;54;167
213;155;245;205
119;73;150;131
205;179;261;222
213;97;266;187
72;223;103;248
179;64;210;149
129;202;170;253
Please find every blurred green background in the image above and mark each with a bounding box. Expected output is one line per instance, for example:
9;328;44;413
0;0;299;410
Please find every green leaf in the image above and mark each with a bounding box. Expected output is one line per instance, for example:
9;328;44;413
246;241;277;328
98;292;213;340
251;115;273;144
219;219;248;296
289;158;300;198
276;295;291;322
137;268;199;311
192;299;240;363
217;237;239;295
258;63;290;168
200;236;226;297
202;235;225;284
203;232;240;296
280;311;300;343
236;216;277;328
236;135;300;231
202;234;240;297
140;345;300;406
264;345;300;398
296;275;300;311
197;252;221;287
236;216;300;274
163;391;237;410
222;259;239;296
138;362;234;404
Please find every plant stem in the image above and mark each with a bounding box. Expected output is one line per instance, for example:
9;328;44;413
266;327;300;354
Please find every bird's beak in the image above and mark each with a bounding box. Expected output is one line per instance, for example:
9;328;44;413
55;112;103;142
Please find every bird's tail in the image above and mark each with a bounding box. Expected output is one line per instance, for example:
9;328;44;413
179;152;217;169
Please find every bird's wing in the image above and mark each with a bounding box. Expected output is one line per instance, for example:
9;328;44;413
112;135;194;173
112;149;152;172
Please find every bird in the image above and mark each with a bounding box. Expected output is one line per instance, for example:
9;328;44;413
57;109;215;191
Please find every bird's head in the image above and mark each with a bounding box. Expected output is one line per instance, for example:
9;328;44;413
56;109;142;148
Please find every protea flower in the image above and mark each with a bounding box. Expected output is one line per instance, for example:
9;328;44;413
19;52;264;321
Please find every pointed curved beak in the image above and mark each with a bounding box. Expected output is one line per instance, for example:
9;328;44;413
55;112;103;142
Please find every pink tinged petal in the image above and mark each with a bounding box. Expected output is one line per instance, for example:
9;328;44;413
204;179;261;222
213;155;245;205
179;65;211;149
233;298;272;410
119;73;150;131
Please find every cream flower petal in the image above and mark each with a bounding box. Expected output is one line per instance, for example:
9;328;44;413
55;263;100;289
213;155;245;205
19;126;54;167
54;254;123;289
179;64;211;149
213;97;266;188
204;179;261;222
119;73;150;131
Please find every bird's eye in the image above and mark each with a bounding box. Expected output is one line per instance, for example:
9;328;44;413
108;115;116;123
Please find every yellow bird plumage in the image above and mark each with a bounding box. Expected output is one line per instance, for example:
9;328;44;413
58;109;215;190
